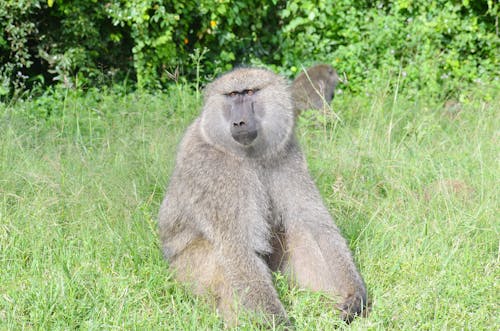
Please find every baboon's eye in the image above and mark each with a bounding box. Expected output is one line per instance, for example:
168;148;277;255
244;89;259;95
228;91;238;97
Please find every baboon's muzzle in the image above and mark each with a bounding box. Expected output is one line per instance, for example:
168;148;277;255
230;100;258;145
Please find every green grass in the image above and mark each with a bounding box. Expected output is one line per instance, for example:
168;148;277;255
0;84;498;330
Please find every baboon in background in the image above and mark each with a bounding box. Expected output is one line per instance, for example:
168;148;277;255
292;64;340;113
158;67;366;327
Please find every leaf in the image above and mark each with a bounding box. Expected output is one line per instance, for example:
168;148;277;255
48;0;54;7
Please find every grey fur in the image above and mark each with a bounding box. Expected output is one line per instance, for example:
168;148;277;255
292;64;340;113
158;67;366;326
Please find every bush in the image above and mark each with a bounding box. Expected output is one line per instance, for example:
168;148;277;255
105;0;287;88
0;0;133;95
0;0;40;96
276;0;499;98
0;0;498;97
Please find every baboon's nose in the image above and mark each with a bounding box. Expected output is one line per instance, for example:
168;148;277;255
233;121;246;127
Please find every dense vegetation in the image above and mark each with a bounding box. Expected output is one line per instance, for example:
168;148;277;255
1;0;498;96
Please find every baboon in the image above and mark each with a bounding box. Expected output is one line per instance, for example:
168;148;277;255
292;64;340;113
158;67;366;327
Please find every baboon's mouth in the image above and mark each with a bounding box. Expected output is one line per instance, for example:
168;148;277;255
232;130;258;145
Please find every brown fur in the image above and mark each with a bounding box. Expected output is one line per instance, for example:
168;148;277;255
158;67;366;327
292;64;340;114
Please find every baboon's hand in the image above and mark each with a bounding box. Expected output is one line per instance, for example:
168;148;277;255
335;291;367;323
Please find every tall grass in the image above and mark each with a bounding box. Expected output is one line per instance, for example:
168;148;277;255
0;83;498;330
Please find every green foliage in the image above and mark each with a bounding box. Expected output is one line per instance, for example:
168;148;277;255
105;0;286;88
277;0;499;98
106;0;180;89
0;0;498;95
0;0;132;96
34;0;134;87
0;0;40;95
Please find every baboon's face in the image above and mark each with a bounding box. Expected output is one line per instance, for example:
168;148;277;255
201;68;294;156
312;65;339;100
326;67;339;96
224;88;259;146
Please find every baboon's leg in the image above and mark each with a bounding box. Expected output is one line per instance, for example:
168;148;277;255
169;238;222;296
171;238;288;326
282;225;366;322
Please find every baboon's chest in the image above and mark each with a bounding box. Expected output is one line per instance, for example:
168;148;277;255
242;181;274;255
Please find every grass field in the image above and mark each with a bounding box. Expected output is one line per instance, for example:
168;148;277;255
0;83;498;330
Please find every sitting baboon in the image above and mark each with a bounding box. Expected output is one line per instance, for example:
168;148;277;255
158;67;366;327
292;64;340;113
